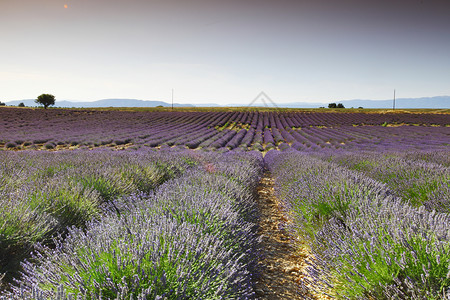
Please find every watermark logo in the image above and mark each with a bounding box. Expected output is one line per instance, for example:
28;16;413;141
247;91;280;109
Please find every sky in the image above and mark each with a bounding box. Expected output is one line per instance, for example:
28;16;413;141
1;0;450;105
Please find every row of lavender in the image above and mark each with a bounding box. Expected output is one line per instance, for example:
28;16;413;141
266;149;450;299
316;151;450;211
2;149;264;299
0;149;195;291
1;107;448;151
269;125;449;152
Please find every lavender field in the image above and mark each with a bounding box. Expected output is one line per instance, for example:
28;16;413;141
0;107;449;299
0;107;448;151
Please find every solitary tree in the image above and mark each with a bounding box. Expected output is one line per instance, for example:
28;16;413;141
18;102;25;107
337;103;345;108
35;94;55;109
328;103;337;108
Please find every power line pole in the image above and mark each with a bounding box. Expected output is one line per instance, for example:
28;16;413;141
171;89;174;111
393;89;396;110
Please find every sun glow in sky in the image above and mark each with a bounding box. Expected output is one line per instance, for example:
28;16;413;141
1;0;450;105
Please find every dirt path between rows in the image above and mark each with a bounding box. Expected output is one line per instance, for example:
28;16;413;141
254;171;327;300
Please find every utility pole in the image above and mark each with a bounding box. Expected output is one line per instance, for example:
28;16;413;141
171;89;174;111
393;89;396;110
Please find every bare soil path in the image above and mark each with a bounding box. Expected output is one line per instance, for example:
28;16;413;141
254;171;321;300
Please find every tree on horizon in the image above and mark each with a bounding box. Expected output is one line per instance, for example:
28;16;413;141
35;94;55;109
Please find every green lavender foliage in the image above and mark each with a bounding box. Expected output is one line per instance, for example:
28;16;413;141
266;149;450;299
0;149;195;289
321;151;450;211
6;150;263;299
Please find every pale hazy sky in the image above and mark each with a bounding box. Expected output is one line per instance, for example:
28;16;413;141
1;0;450;105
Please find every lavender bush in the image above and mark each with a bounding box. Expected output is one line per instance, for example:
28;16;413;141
265;150;391;238
313;198;450;299
5;150;264;299
0;149;197;290
320;151;450;211
266;149;450;299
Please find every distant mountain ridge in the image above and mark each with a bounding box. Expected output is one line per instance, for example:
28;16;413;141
4;98;193;108
4;96;450;109
339;96;450;109
292;96;450;109
230;96;450;109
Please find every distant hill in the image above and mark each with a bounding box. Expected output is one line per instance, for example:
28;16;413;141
339;96;450;109
4;98;193;108
4;96;450;109
228;96;450;109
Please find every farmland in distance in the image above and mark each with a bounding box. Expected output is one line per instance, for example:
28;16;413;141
0;107;448;152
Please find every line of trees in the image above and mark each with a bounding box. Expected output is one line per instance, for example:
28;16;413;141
0;102;26;107
0;94;56;109
328;103;345;108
